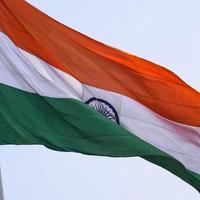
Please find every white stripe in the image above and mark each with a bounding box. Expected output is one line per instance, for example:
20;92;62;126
0;32;83;99
0;31;200;174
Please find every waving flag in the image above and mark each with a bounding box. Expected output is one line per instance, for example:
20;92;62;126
0;0;200;191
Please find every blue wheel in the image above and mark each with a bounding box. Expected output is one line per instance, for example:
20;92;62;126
85;97;120;125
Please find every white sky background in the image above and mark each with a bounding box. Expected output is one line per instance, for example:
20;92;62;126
0;0;200;199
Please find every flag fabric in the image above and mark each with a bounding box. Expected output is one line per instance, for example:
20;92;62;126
0;0;200;192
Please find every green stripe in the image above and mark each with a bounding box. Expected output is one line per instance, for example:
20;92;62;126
0;83;199;192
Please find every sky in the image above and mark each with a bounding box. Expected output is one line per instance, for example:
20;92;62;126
0;0;200;199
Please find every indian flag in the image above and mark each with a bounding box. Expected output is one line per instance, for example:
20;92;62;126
0;0;200;192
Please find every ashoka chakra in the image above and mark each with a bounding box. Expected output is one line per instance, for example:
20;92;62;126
85;97;120;125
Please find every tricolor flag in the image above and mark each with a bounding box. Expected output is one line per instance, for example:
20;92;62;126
0;0;200;192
